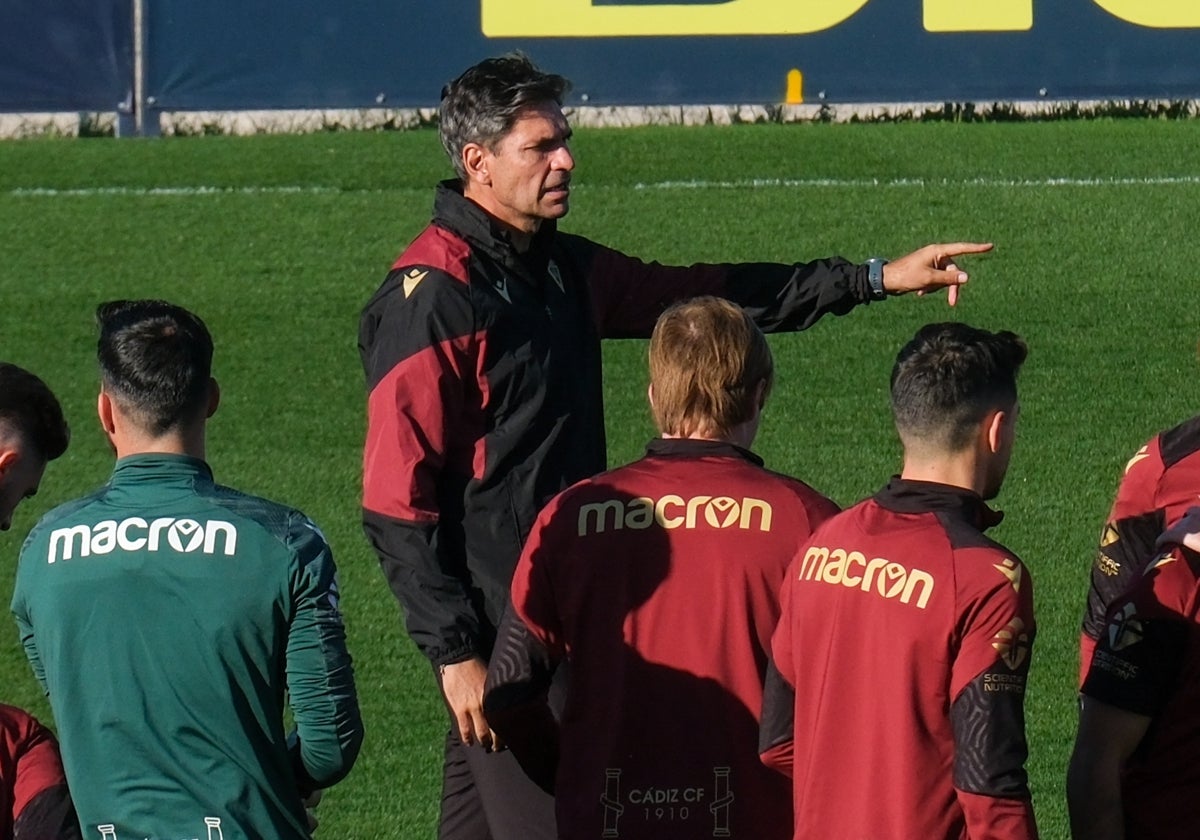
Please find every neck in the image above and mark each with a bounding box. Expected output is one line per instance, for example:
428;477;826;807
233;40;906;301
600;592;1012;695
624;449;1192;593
660;423;755;451
462;187;538;252
113;427;206;462
899;450;984;496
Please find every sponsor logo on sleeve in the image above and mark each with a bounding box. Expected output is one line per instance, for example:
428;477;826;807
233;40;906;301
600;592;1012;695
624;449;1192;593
991;617;1031;670
47;517;238;564
1106;602;1144;652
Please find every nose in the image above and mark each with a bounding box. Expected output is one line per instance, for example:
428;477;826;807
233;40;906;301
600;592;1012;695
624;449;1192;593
553;144;575;172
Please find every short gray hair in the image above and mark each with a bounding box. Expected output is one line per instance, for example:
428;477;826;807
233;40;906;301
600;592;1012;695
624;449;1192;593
438;53;571;181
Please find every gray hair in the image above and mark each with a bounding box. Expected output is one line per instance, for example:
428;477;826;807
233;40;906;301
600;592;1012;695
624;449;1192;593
438;53;571;181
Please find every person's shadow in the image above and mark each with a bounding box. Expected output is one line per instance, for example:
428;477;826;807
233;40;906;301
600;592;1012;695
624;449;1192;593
518;487;794;839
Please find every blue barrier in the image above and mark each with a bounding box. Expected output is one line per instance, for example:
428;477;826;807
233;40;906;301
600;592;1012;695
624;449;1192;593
0;0;132;113
3;0;1200;133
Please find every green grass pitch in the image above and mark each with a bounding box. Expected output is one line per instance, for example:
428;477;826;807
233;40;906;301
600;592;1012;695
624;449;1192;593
4;119;1200;837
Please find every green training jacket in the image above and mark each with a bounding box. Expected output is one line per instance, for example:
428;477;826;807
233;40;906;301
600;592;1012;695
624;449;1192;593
11;454;362;840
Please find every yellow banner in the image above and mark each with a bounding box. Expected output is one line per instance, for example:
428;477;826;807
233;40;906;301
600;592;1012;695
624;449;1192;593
1092;0;1200;28
482;0;1200;37
481;0;869;37
924;0;1031;32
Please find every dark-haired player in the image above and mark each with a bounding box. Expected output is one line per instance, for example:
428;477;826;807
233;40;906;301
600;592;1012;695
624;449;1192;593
762;322;1037;839
13;301;361;839
0;364;77;839
0;363;68;532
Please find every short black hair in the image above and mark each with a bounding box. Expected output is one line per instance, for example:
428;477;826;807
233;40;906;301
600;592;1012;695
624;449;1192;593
891;322;1027;452
439;52;571;181
96;300;213;435
0;363;69;461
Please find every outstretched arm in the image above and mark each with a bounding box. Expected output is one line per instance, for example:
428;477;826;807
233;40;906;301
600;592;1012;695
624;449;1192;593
882;242;994;306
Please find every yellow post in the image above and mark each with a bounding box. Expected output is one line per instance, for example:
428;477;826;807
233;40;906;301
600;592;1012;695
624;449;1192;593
786;69;804;104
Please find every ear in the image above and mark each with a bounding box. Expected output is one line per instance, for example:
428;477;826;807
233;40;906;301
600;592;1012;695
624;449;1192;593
754;379;768;412
461;143;492;186
984;409;1007;455
206;377;221;419
98;390;117;435
0;447;18;477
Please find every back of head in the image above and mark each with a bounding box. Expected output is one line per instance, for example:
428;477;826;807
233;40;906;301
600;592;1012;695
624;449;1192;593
0;363;69;461
891;322;1027;453
439;52;571;181
96;300;213;436
649;297;774;440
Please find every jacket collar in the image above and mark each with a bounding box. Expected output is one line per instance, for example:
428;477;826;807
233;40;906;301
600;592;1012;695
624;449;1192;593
110;453;214;485
873;476;1004;530
644;437;764;467
431;180;557;275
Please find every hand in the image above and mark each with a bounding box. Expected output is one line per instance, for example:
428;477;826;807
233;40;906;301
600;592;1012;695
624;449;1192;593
1158;506;1200;553
881;242;994;306
303;789;322;832
440;657;503;751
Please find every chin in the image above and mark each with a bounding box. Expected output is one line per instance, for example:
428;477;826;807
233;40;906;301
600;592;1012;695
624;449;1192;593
544;201;570;219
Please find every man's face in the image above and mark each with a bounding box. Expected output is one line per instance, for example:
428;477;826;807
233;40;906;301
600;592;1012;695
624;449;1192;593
0;442;45;531
470;101;575;234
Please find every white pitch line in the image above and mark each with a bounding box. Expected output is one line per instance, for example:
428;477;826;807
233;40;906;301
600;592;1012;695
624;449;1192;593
7;185;346;197
7;175;1200;197
631;175;1200;189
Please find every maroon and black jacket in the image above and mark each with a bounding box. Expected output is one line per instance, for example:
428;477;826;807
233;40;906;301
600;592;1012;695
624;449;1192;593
359;180;877;668
763;478;1037;839
483;438;839;839
0;704;80;840
1081;414;1200;682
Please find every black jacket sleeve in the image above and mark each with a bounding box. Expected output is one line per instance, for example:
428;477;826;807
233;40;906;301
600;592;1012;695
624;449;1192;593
359;267;486;666
564;234;870;339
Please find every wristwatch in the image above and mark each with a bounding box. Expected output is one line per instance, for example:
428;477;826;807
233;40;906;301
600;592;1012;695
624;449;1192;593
865;257;889;301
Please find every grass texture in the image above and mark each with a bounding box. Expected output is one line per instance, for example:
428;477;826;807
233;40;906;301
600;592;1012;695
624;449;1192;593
4;119;1200;837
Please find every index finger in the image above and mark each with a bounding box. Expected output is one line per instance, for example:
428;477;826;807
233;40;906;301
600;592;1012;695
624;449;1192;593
937;242;994;256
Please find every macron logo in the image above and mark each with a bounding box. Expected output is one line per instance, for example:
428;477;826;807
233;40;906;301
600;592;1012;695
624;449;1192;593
47;517;238;564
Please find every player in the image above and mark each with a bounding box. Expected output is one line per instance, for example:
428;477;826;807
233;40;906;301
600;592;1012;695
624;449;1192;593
12;300;362;839
360;50;992;839
0;704;79;840
0;365;77;840
1080;413;1200;682
0;362;69;532
482;297;838;839
1069;506;1200;839
761;322;1037;839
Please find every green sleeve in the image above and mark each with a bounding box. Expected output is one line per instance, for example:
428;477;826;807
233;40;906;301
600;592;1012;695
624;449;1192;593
285;515;363;791
11;539;48;695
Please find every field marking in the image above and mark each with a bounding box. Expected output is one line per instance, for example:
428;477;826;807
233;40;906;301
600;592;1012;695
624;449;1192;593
7;186;345;197
630;175;1200;189
8;175;1200;197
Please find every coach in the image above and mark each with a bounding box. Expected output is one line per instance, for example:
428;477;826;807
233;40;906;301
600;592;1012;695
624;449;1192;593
358;51;992;840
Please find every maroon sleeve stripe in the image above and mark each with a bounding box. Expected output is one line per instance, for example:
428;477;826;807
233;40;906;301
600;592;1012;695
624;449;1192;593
392;224;472;282
363;331;486;522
